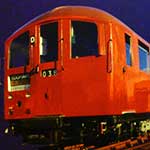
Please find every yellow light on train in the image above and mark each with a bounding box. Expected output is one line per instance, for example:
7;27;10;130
4;128;9;134
8;95;13;100
25;93;31;98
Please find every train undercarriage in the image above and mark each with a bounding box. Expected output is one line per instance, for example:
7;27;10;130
7;113;150;149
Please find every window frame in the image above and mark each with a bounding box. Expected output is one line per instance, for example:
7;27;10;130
70;20;100;59
125;33;132;66
39;21;59;64
138;40;149;71
38;20;60;65
9;31;30;69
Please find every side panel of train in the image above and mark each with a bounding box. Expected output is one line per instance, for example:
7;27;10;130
112;23;150;114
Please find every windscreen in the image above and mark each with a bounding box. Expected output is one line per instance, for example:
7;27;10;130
8;31;30;91
71;21;98;58
9;31;29;68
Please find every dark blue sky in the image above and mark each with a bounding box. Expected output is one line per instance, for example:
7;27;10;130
0;0;150;149
1;0;150;57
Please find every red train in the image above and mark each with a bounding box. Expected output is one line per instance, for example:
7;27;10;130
4;6;150;148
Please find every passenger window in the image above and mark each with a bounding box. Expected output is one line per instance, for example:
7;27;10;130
138;41;149;71
71;21;98;58
9;31;29;68
125;34;132;66
40;22;58;63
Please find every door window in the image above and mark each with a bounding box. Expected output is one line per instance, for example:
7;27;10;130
138;41;149;71
40;22;58;63
125;34;132;66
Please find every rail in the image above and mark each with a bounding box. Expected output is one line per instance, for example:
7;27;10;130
62;135;150;150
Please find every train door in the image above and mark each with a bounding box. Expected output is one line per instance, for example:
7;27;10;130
62;20;108;116
113;30;135;113
31;21;62;116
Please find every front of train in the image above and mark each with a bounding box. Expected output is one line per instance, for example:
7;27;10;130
4;6;110;147
4;16;64;145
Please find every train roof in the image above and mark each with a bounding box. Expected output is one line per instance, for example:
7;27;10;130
15;6;127;30
7;6;149;45
36;6;120;22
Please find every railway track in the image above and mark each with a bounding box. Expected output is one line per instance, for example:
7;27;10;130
130;142;150;150
63;135;150;150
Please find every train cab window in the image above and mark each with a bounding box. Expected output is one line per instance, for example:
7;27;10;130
71;21;98;58
138;41;149;71
125;34;132;66
9;31;29;68
40;22;58;63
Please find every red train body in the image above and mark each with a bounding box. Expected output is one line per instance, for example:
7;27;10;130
4;6;150;147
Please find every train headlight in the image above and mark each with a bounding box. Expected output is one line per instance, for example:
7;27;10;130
8;95;13;100
4;128;9;134
25;93;31;98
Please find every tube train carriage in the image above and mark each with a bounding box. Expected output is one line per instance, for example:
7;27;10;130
4;6;150;148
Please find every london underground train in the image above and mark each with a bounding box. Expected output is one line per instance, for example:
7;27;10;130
4;6;150;148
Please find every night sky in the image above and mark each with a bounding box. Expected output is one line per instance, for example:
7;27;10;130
0;0;150;149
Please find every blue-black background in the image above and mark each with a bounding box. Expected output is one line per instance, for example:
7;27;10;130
0;0;150;149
